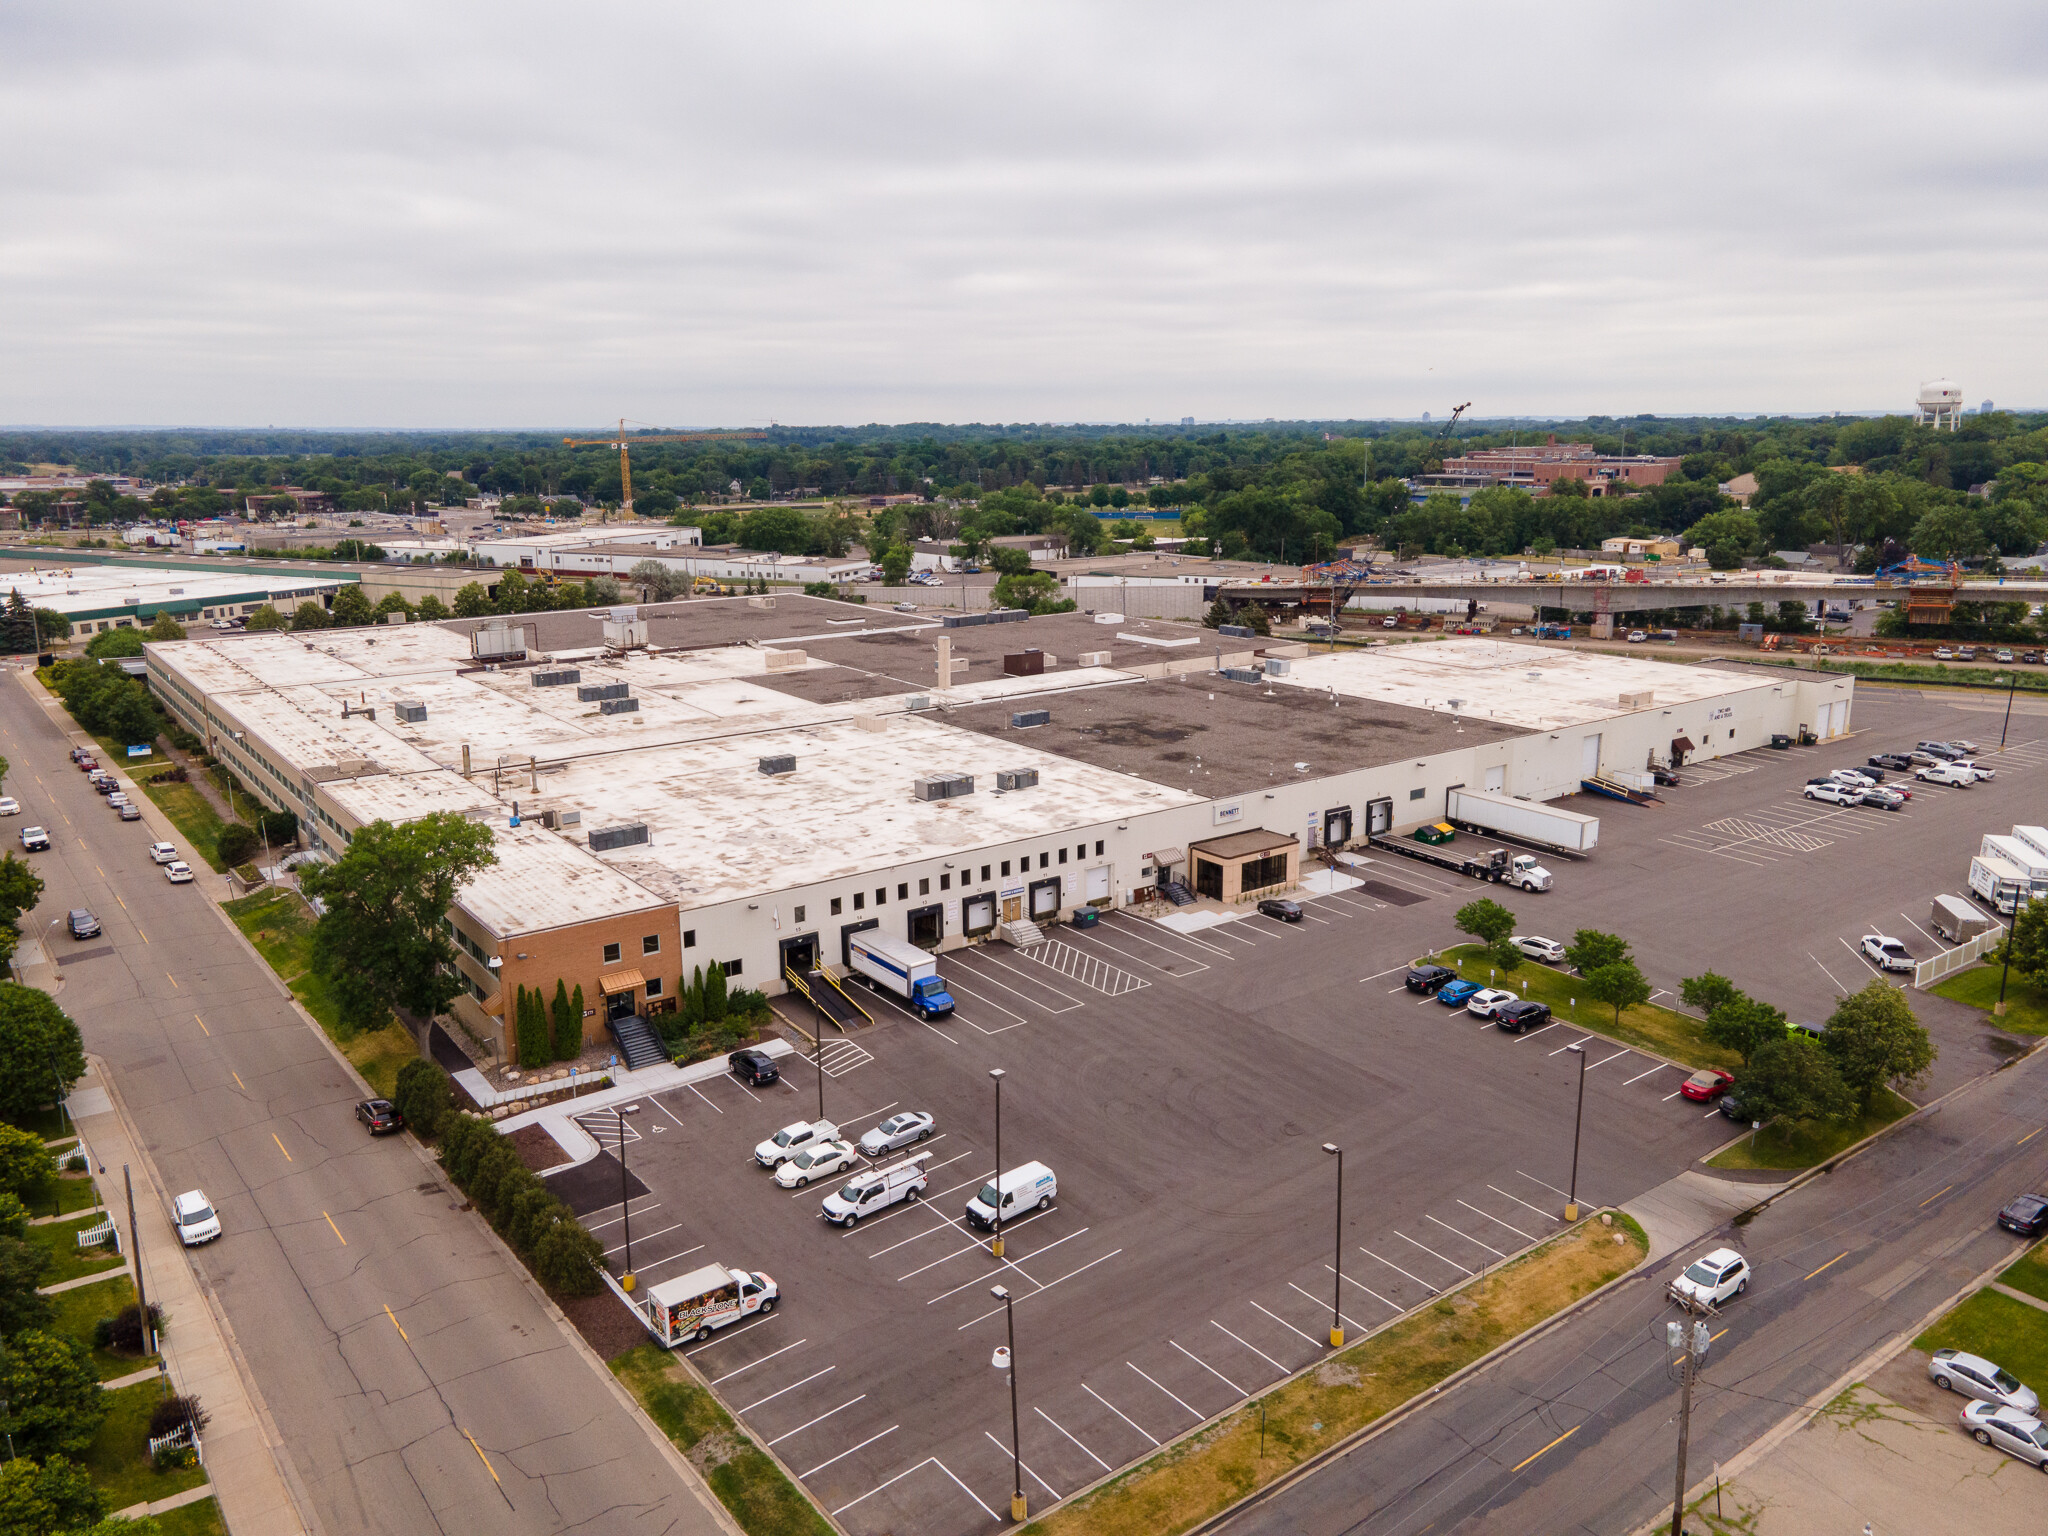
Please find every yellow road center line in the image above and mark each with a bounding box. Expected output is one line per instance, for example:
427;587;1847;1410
165;971;176;986
271;1133;292;1163
1510;1423;1578;1473
231;1071;245;1091
1918;1184;1953;1207
2021;1127;2044;1146
464;1430;502;1486
138;928;148;944
194;1014;209;1036
385;1304;408;1342
324;1212;346;1246
1805;1251;1849;1281
114;893;126;911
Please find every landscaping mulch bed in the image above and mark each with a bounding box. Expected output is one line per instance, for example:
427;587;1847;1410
508;1122;571;1173
561;1288;654;1364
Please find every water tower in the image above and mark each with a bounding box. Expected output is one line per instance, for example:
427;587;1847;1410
1914;379;1963;431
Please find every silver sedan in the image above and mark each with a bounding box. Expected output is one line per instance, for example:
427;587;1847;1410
1961;1401;2048;1468
859;1111;935;1156
1931;1349;2039;1414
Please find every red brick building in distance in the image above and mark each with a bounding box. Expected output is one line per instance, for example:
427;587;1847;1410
1435;435;1682;495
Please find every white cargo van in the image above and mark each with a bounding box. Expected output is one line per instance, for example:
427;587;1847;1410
965;1162;1056;1230
1930;893;1994;945
821;1151;931;1226
643;1263;777;1347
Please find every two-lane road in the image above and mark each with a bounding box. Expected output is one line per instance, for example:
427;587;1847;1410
2;676;727;1536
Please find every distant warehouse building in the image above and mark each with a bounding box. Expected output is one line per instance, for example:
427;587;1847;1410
0;562;352;636
140;598;1852;1064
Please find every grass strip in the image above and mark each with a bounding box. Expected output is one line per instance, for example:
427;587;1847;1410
1931;961;2048;1037
44;1272;158;1380
613;1345;835;1536
1811;658;2048;693
30;1212;126;1285
80;1380;210;1512
1916;1287;2048;1396
7;1106;73;1142
2001;1241;2048;1307
153;1498;227;1536
1024;1216;1647;1536
1705;1088;1914;1170
223;888;416;1096
45;1172;103;1218
137;777;234;871
1426;944;1739;1070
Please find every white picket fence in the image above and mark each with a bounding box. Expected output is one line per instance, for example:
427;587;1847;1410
76;1216;119;1253
148;1424;201;1464
1914;925;2007;989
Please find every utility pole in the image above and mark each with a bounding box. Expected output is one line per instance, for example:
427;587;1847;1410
125;1166;155;1355
618;1109;635;1292
1669;1317;1709;1535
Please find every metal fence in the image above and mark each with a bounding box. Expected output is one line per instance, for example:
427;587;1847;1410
1913;925;2007;988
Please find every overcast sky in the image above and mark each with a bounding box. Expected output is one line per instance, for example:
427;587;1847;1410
4;2;2044;429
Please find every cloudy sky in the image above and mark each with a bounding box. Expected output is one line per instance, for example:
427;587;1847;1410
4;2;2043;428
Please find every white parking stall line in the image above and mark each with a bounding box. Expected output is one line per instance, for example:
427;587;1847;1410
1509;1020;1561;1043
870;1212;973;1260
928;1228;1091;1303
1105;910;1236;960
1361;964;1409;982
1360;1247;1442;1294
1808;951;1851;993
1324;1264;1404;1313
1703;1104;1726;1119
710;1338;808;1386
951;958;1085;1016
1487;1184;1562;1222
1426;1213;1508;1260
1128;1361;1205;1422
1899;912;1940;946
1394;1229;1475;1276
956;1250;1122;1330
684;1082;725;1113
767;1395;866;1448
1587;1047;1632;1070
1036;1406;1113;1472
1662;1088;1686;1102
912;974;1029;1028
1456;1199;1536;1243
983;1430;1061;1500
1623;1063;1669;1085
1248;1298;1324;1348
735;1366;836;1416
1287;1279;1372;1333
833;1456;1000;1523
684;1311;780;1355
1171;1340;1247;1397
1210;1318;1289;1375
1066;925;1211;977
900;1209;1058;1281
629;1244;705;1277
1081;1383;1161;1447
603;1219;691;1254
1548;1035;1596;1056
1022;939;1150;996
584;1196;663;1232
799;1424;897;1481
857;983;969;1041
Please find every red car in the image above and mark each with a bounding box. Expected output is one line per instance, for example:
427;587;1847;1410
1681;1068;1735;1102
76;756;98;773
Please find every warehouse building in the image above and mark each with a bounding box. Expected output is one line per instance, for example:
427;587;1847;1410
0;561;354;635
142;597;1852;1062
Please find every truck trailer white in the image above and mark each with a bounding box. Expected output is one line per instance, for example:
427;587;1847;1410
1445;789;1600;855
846;932;957;1019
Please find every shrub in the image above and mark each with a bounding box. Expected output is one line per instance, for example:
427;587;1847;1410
550;979;580;1062
465;1142;523;1220
147;1394;209;1440
503;1184;564;1255
725;987;770;1025
0;1329;107;1458
392;1058;452;1142
91;1303;164;1355
438;1114;491;1185
215;823;258;867
485;1161;543;1230
533;1220;603;1296
703;962;728;1023
257;809;299;846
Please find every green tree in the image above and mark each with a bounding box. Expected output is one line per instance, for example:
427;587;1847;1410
2006;900;2048;989
243;604;284;631
1584;959;1651;1032
299;813;500;1033
391;1058;452;1141
493;570;531;615
1738;1034;1854;1126
879;545;913;586
0;1124;57;1206
1453;897;1516;949
1679;971;1741;1018
1702;994;1790;1067
452;583;491;618
991;570;1057;610
0;1232;53;1335
1823;981;1936;1115
515;986;549;1068
31;610;70;645
1564;930;1631;975
328;585;376;627
0;986;86;1123
290;601;330;631
144;611;186;641
0;1452;105;1536
414;594;450;621
627;561;688;602
550;979;580;1061
583;576;622;606
215;824;257;867
0;852;46;969
0;1330;106;1458
703;961;728;1023
83;627;145;659
2;591;38;655
533;1217;602;1295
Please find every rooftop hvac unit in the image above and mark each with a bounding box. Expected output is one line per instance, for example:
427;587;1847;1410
471;622;528;661
1618;690;1655;709
1264;658;1291;676
987;608;1028;625
537;808;583;829
1011;709;1050;729
609;605;639;622
1219;623;1255;638
1221;667;1263;684
996;768;1038;791
905;695;931;711
577;682;630;702
588;822;650;852
597;696;640;715
759;753;796;776
532;668;582;688
1077;650;1111;667
913;772;975;801
393;701;428;723
1003;650;1047;677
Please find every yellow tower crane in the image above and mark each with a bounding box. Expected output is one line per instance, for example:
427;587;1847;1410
560;421;769;517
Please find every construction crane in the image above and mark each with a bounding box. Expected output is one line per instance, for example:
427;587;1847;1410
1420;402;1473;475
560;421;769;516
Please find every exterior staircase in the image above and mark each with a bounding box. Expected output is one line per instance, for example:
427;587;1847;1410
1000;918;1045;948
605;1012;667;1071
1162;881;1196;906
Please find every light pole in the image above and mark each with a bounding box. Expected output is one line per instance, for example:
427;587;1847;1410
1995;913;2017;1019
617;1107;635;1293
1564;1043;1588;1221
989;1068;1006;1258
814;1023;826;1124
1996;671;2017;752
1322;1144;1345;1347
990;1284;1026;1523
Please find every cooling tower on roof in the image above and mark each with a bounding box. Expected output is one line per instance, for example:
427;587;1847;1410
1915;379;1963;432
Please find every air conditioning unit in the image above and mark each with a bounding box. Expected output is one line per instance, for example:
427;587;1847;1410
588;822;649;852
532;668;582;688
759;754;796;776
996;768;1038;791
1221;667;1263;683
1078;650;1112;667
913;773;975;801
597;697;639;715
577;682;630;702
1264;658;1291;676
1011;709;1050;729
1219;623;1255;638
393;701;427;723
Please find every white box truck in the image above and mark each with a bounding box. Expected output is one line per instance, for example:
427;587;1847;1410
2011;825;2048;866
847;932;956;1019
1984;834;2048;902
1930;893;1994;945
644;1263;777;1347
1445;789;1599;855
1969;854;2033;915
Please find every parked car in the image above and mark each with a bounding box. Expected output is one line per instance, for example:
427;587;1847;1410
75;756;98;772
1861;935;1913;972
117;804;141;821
1959;1402;2048;1468
1257;898;1303;922
729;1048;779;1087
69;747;89;764
1668;1246;1749;1310
0;798;17;817
1830;767;1878;786
1437;979;1481;1007
1465;988;1519;1018
773;1138;858;1188
1717;1087;1756;1122
1932;647;1956;660
1947;739;1981;753
19;827;48;851
1650;764;1681;786
1804;781;1861;805
1997;1194;2048;1237
1404;964;1456;995
754;1119;840;1169
1956;647;1978;661
355;1098;404;1135
1860;787;1908;810
1493;999;1551;1033
173;1189;222;1246
1512;935;1568;964
1995;650;2016;664
1917;741;1962;759
858;1111;935;1156
1949;759;1996;781
164;861;194;883
1916;763;1975;787
1868;753;1914;771
67;909;101;939
1930;1349;2039;1413
2022;652;2043;665
1906;750;1945;767
822;1154;931;1224
1680;1068;1735;1102
1626;630;1647;643
149;842;178;864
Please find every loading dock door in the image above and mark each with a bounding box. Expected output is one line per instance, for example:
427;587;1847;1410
778;934;819;976
1323;807;1352;848
906;903;943;948
1366;797;1393;835
1580;733;1602;778
1028;876;1060;919
839;918;879;967
1483;765;1505;793
1085;866;1110;903
964;893;997;935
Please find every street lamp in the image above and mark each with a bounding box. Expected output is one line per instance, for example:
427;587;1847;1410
989;1068;1006;1259
1564;1043;1588;1221
990;1285;1026;1522
1996;671;2017;753
1322;1144;1344;1348
1995;912;2018;1019
617;1106;635;1293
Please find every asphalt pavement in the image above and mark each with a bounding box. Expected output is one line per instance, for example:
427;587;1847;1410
1;673;733;1536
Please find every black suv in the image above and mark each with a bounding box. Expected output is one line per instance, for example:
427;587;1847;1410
1405;964;1456;995
67;909;101;939
355;1099;404;1135
1998;1194;2048;1238
1493;1000;1551;1034
729;1048;779;1086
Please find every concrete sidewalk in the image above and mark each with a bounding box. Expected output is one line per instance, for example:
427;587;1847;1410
69;1055;311;1536
498;1038;798;1166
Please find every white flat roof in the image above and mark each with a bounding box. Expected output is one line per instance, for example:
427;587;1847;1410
0;565;351;617
457;819;673;938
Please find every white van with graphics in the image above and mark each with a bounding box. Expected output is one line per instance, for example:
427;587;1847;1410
965;1162;1056;1231
643;1263;777;1347
821;1152;931;1226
